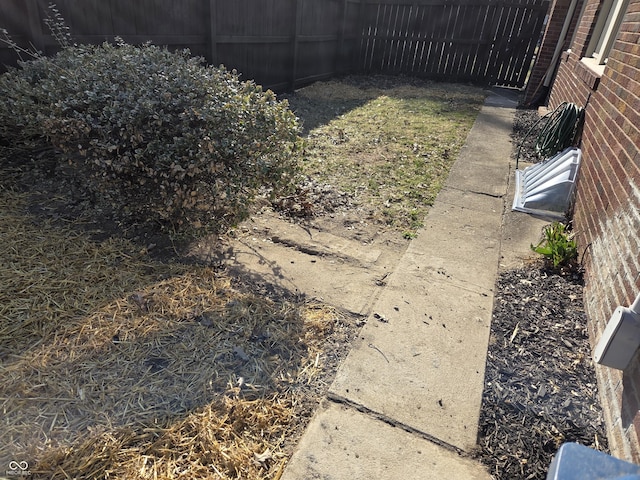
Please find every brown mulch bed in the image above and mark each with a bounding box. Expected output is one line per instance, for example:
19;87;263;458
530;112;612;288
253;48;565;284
473;108;609;480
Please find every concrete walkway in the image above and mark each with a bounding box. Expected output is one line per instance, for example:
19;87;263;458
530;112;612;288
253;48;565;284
281;88;526;479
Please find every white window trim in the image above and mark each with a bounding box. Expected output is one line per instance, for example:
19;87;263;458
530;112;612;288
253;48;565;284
585;0;629;65
580;56;606;76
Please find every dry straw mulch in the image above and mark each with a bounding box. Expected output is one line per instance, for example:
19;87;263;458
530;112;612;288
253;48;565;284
0;185;349;479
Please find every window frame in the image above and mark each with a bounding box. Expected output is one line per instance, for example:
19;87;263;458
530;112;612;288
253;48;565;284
585;0;629;65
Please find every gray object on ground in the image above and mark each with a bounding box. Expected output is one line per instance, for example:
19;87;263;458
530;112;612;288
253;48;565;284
547;442;640;480
512;147;581;218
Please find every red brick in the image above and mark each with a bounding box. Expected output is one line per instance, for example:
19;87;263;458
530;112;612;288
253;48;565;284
545;0;640;458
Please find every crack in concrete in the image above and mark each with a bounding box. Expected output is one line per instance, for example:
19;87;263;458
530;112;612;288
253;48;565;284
268;234;376;269
326;392;471;458
270;236;326;257
443;185;505;199
468;190;504;199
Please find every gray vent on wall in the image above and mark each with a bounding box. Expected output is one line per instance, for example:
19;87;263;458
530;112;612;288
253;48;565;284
512;147;582;218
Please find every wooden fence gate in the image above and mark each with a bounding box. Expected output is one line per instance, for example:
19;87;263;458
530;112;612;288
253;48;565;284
358;0;549;88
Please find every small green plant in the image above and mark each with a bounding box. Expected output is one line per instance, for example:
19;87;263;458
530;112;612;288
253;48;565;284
531;222;578;269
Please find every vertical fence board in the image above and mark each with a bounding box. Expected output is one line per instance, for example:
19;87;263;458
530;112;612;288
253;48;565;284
441;5;456;76
390;4;399;69
26;0;46;53
437;4;452;75
296;0;343;85
482;0;505;83
493;1;518;82
472;1;492;81
415;4;429;74
377;3;389;69
0;1;30;67
396;4;412;71
431;4;444;75
467;4;487;79
455;5;476;79
361;2;374;70
209;0;217;63
339;0;361;73
455;5;474;79
291;0;302;89
403;4;419;72
510;0;547;86
109;0;138;35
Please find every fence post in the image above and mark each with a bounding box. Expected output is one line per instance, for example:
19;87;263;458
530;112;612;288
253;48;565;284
336;0;348;75
26;0;45;55
290;0;303;91
357;0;368;74
208;0;218;65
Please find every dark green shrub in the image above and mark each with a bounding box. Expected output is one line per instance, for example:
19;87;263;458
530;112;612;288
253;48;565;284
0;40;302;234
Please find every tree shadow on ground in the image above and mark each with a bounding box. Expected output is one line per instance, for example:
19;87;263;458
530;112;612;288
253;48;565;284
0;186;344;479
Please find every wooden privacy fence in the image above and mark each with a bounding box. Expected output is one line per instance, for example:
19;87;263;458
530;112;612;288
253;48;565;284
359;0;549;87
0;0;548;90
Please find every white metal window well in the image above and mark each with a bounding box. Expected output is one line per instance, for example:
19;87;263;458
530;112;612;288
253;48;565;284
512;147;582;218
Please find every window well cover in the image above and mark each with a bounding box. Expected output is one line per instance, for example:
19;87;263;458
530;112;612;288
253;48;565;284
512;147;581;217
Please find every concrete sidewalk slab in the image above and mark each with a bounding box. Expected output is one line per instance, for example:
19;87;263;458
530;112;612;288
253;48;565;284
329;89;515;452
227;238;381;314
445;100;517;197
436;185;504;212
329;277;494;450
415;199;504;289
281;87;519;479
222;214;405;315
281;402;491;480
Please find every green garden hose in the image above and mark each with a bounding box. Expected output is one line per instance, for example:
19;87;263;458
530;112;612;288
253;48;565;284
516;102;586;169
535;102;585;158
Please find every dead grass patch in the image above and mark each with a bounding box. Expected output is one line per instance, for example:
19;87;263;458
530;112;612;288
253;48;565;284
0;186;351;479
286;77;486;236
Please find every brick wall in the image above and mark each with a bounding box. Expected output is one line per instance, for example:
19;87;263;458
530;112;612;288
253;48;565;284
546;0;640;462
523;0;584;105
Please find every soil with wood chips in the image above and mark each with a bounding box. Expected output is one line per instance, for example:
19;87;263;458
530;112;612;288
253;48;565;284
474;108;609;480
